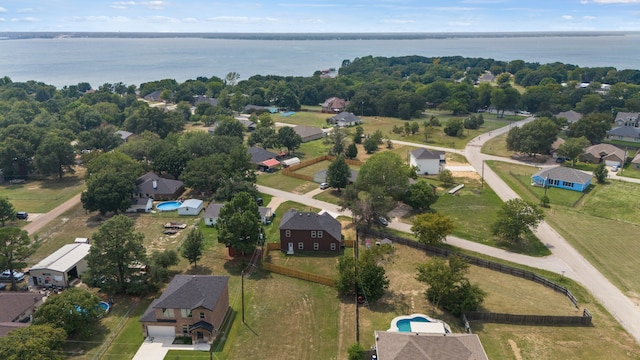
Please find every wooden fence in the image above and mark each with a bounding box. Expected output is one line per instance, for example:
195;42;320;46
282;155;363;182
261;242;336;287
464;310;592;326
367;230;582;309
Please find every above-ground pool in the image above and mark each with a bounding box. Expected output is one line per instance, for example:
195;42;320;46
99;301;110;313
156;201;181;212
389;314;451;334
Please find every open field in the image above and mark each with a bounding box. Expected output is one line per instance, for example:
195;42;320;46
482;133;513;157
256;171;316;194
275;110;334;128
0;170;85;214
489;161;640;297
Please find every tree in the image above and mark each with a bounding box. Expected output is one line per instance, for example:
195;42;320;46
566;112;611;144
147;249;179;284
34;132;76;180
217;192;261;256
0;197;15;227
277;126;302;154
347;343;366;360
404;180;437;211
325;127;350;156
353;126;364;144
345;143;358;159
416;256;485;316
339;185;395;228
336;246;390;303
506;117;559;157
356;151;412;201
491;198;544;243
182;228;204;269
0;324;67;360
438;169;455;187
0;227;36;291
326;155;350;191
411;213;455;246
362;136;379;154
33;288;102;335
557;136;591;167
86;215;147;294
225;71;240;86
594;162;608;184
214;118;245;139
443;118;464;137
423;124;435;142
336;255;356;297
82;152;141;215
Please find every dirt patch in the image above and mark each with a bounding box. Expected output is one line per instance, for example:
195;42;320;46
455;171;482;181
508;339;523;360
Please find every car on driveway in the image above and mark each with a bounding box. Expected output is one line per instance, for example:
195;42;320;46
378;217;389;227
320;182;330;190
611;165;619;172
0;270;25;282
16;211;28;220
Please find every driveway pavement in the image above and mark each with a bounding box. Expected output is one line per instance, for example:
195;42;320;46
132;337;210;360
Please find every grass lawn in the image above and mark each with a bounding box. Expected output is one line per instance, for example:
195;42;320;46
274;110;333;128
0;170;85;213
256;171;317;194
482;133;513;157
296;139;331;159
98;298;153;360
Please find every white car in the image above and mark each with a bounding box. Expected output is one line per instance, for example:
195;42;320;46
0;270;25;282
611;165;619;172
319;182;330;190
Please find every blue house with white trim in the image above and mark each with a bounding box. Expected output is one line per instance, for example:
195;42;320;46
531;167;592;192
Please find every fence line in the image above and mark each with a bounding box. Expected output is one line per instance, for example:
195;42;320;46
261;242;336;287
368;230;582;309
282;155;363;182
464;311;592;326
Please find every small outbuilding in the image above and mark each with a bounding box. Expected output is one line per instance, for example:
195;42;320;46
281;157;301;168
178;199;204;216
29;241;91;288
204;203;224;226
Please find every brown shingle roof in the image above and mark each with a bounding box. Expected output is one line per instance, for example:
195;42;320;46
375;331;488;360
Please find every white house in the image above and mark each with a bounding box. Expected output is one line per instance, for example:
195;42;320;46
409;148;445;175
29;241;91;288
204;203;224;226
126;197;153;213
178;199;204;216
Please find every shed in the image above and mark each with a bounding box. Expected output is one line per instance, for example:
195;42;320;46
281;157;301;168
204;203;224;226
178;199;204;216
29;242;91;288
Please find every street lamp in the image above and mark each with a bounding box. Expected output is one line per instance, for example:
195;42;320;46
361;101;364;117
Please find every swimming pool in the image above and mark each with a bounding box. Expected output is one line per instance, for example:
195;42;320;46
156;201;181;212
389;314;451;334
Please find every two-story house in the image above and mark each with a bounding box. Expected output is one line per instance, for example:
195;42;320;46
279;210;342;254
140;275;229;343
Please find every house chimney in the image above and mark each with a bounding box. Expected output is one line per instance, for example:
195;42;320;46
152;180;158;189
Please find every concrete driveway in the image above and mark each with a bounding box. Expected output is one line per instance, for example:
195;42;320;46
132;337;210;360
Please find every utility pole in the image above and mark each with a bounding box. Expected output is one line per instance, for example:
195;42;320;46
241;269;245;323
355;226;360;343
361;101;364;117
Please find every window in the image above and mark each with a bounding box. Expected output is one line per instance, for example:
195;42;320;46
181;309;192;318
285;230;291;238
563;181;574;188
298;242;304;250
314;242;319;250
311;231;316;238
182;325;189;335
317;231;323;238
199;312;205;319
330;243;336;251
162;308;174;318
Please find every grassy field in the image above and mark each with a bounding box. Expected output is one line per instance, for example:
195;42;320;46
489;160;640;296
274;110;333;128
0;170;85;213
256;171;317;194
482;133;513;157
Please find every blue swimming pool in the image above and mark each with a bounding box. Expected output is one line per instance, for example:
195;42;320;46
396;316;430;332
156;201;181;212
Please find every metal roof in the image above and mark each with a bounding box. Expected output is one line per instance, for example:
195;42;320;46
30;243;91;273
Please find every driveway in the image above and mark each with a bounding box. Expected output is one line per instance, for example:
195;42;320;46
132;337;210;360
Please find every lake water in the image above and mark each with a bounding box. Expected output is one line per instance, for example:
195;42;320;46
0;33;639;88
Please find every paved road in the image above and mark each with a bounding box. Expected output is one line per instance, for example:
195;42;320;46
23;193;82;236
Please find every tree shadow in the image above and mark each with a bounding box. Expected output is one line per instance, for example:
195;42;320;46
63;321;109;356
185;265;213;275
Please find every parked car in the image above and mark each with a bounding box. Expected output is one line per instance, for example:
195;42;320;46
378;217;389;227
611;165;619;172
16;211;28;220
0;270;25;282
256;197;263;206
319;182;329;190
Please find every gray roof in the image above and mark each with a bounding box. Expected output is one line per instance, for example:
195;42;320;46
411;148;444;160
136;172;183;197
279;209;342;242
179;199;203;209
607;126;640;138
193;95;218;107
329;112;361;124
294;125;323;138
114;130;134;140
533;166;592;184
248;146;277;164
556;110;583;123
259;206;272;219
30;243;91;273
614;112;640;123
238;118;256;129
584;144;625;160
140;275;228;322
204;203;224;219
0;292;44;323
375;331;488;360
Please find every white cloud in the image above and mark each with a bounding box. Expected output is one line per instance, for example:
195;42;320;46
0;7;7;13
583;15;596;19
207;16;278;24
591;0;640;3
0;18;5;22
183;17;198;23
448;21;472;26
276;3;341;8
111;1;169;10
17;8;35;13
140;1;170;10
562;15;573;19
71;16;131;23
10;17;39;22
146;16;180;23
382;19;416;24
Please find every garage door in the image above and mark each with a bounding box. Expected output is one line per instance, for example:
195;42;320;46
605;160;621;167
147;325;176;338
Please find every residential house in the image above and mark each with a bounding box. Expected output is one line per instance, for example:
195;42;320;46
126;197;153;213
294;125;324;142
477;72;495;83
0;292;45;337
114;130;134;142
531;167;592;192
374;331;489;360
178;199;204;216
248;146;277;165
140;275;229;342
204;203;224;226
243;104;271;114
135;172;184;201
555;110;583;124
28;240;91;289
279;209;342;254
235;116;256;131
193;95;218;107
143;90;163;102
550;137;566;158
327;112;362;127
580;144;626;167
607;126;640;143
321;97;348;113
614;112;640;127
409;148;446;175
630;152;640;170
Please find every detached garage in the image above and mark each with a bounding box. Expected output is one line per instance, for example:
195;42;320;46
29;241;91;288
178;199;204;216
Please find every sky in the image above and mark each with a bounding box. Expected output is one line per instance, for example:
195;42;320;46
0;0;639;33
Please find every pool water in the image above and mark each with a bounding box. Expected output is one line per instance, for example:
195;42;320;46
397;316;430;332
156;201;181;211
99;301;110;313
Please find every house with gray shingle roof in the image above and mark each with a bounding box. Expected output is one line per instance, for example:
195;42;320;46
556;110;583;124
327;112;361;127
607;126;640;143
580;144;625;167
140;275;229;343
409;148;445;175
279;209;342;254
374;331;489;360
193;95;218;107
293;125;324;142
0;292;45;337
531;167;592;192
135;172;184;201
614;112;640;127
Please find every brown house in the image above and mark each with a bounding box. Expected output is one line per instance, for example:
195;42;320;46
140;275;229;343
580;144;625;167
321;97;348;113
279;209;342;254
0;292;45;337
